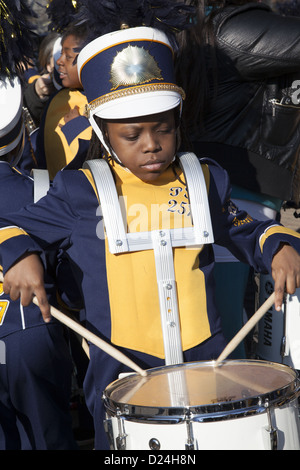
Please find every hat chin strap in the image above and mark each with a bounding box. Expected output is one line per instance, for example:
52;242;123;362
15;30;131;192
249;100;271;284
89;113;124;166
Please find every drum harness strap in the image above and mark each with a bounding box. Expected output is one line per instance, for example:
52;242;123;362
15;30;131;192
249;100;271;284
32;168;50;203
86;152;214;450
84;152;214;366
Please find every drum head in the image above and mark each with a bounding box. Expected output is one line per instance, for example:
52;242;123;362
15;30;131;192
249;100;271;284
103;360;299;419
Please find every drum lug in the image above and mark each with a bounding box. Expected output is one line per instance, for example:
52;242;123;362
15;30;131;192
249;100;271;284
263;400;278;450
116;412;127;450
185;410;195;450
116;434;127;451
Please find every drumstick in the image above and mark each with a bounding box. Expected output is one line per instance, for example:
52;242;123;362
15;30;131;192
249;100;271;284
45;303;147;376
215;292;275;366
0;272;147;377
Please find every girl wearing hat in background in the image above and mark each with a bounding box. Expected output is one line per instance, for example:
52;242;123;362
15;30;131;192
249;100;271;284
0;1;300;449
34;21;92;178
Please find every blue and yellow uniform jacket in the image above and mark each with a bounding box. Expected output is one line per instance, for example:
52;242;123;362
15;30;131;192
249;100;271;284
0;157;299;358
0;163;57;338
0;162;82;338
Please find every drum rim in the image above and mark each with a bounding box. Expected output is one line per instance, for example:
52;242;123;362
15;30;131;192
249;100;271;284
103;359;300;422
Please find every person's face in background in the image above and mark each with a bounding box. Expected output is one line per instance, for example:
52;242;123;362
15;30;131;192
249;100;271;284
56;34;82;89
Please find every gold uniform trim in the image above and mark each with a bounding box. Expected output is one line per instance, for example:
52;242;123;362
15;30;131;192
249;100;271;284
84;83;185;117
260;225;300;252
0;227;28;244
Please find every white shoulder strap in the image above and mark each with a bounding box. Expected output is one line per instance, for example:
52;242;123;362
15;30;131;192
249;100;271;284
84;154;214;366
84;159;129;253
32;169;50;202
84;153;214;253
177;151;214;244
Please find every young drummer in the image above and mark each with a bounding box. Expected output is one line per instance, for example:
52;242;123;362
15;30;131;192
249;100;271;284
0;13;300;450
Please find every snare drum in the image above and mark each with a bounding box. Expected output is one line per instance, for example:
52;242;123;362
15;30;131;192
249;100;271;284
103;360;300;450
256;274;300;369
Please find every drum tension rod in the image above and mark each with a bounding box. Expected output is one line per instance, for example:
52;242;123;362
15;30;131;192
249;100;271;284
185;409;195;450
264;399;278;451
116;410;127;450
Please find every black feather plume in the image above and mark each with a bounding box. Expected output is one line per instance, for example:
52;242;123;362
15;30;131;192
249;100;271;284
0;0;37;80
276;0;300;17
74;0;195;48
47;0;82;33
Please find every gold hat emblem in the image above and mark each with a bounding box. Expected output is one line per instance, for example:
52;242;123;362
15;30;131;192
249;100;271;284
110;45;163;90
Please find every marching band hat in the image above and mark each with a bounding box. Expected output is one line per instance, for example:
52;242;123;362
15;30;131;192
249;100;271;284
77;26;185;122
0;77;24;157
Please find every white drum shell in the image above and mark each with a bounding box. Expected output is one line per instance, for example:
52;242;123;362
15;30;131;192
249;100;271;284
106;399;300;450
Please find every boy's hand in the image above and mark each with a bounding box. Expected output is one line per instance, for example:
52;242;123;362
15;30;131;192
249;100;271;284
3;253;51;323
271;244;300;311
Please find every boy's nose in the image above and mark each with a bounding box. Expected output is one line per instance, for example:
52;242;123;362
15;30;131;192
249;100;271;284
142;132;161;152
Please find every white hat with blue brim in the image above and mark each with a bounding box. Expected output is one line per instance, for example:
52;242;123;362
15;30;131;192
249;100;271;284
52;36;63;90
77;26;185;124
0;77;24;158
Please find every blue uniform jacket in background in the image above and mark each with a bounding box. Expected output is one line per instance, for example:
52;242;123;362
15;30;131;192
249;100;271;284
0;162;57;337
